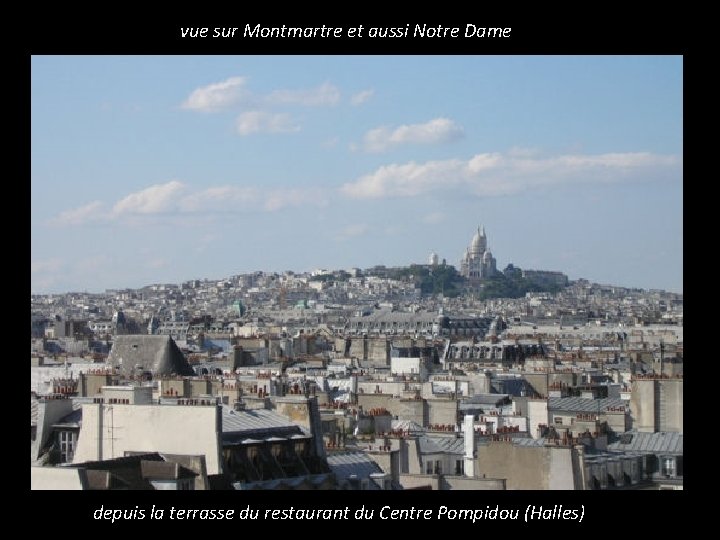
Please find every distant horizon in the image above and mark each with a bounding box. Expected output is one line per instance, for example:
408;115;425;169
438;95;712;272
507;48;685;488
30;261;684;297
32;56;682;295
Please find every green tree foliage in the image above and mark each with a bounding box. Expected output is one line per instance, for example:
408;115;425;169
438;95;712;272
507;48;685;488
371;263;564;299
387;264;465;297
474;272;563;300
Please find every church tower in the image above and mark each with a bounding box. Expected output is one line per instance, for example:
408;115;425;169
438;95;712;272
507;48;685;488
460;225;496;281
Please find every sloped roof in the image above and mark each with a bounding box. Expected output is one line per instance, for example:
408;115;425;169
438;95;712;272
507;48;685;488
327;451;384;487
548;397;627;413
417;435;466;455
391;419;425;433
607;431;683;455
107;335;193;376
141;460;197;480
221;406;308;443
31;399;38;427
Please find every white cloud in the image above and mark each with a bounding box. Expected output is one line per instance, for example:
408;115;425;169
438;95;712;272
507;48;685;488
53;201;105;225
54;180;330;226
341;151;680;199
182;76;247;112
263;188;329;212
266;82;340;106
179;186;259;212
361;117;465;152
351;89;374;106
236;111;300;135
112;180;186;216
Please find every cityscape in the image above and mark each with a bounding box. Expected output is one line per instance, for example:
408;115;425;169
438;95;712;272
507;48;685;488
31;225;683;490
31;56;682;490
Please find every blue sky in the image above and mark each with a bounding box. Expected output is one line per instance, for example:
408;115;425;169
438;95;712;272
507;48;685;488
31;55;683;294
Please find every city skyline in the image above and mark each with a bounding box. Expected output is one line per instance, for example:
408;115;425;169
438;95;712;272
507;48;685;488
31;55;683;294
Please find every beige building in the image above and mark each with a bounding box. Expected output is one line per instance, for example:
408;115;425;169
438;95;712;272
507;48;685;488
630;375;683;433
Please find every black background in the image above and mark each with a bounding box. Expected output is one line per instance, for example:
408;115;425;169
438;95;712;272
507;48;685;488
22;6;688;532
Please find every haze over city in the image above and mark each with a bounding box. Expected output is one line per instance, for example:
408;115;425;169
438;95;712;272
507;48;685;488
31;55;682;294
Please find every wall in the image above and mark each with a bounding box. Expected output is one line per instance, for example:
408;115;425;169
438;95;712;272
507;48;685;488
476;442;579;490
660;379;683;433
605;411;630;434
399;474;439;490
459;372;491;395
158;378;187;398
73;403;223;474
349;338;366;360
101;385;153;405
357;394;394;415
32;363;98;395
357;380;406;397
356;394;428;426
274;396;325;457
441;476;506;490
525;399;548;438
358;414;392;435
31;467;86;490
160;453;209;490
31;398;75;462
401;438;422;474
334;338;349;356
189;379;212;397
427;399;458;426
630;378;683;433
524;372;578;398
631;379;654;431
367;449;399;485
391;357;422;375
396;398;427;426
523;373;550;397
367;339;390;365
421;451;463;476
548;443;577;490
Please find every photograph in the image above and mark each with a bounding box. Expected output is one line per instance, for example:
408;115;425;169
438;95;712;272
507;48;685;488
30;54;682;497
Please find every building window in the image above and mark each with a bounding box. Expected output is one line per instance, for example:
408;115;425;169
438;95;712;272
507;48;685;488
455;460;464;475
59;431;76;463
426;461;433;474
662;457;676;478
554;417;563;425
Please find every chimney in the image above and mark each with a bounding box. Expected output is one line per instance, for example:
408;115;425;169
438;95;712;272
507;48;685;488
463;414;476;478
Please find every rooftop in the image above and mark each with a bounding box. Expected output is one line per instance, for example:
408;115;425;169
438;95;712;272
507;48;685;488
548;396;627;413
417;435;465;455
607;431;683;455
221;405;309;443
327;451;385;487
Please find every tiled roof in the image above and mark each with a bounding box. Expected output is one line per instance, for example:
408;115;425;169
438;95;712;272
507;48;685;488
417;435;465;455
221;406;308;441
607;431;683;455
327;451;384;486
548;397;627;413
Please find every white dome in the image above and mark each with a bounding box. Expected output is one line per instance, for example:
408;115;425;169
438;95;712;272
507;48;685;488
470;226;487;254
